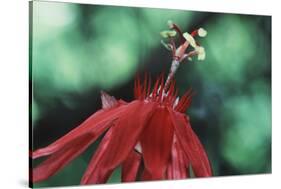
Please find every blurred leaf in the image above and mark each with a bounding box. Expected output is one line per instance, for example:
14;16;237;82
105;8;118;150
221;80;271;173
197;15;266;86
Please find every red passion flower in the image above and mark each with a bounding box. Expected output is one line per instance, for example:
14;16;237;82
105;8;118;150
32;21;212;185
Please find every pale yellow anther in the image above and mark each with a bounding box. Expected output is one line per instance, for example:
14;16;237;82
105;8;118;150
160;30;177;38
195;46;206;60
183;32;196;47
198;28;207;37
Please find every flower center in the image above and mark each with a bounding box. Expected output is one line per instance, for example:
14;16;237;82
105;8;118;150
160;20;207;92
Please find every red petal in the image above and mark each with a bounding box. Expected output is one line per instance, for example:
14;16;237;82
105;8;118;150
141;169;153;181
140;107;174;180
166;135;189;180
168;108;212;177
121;150;141;182
33;133;95;183
81;100;156;184
175;88;193;113
32;101;128;159
80;128;115;184
134;74;142;100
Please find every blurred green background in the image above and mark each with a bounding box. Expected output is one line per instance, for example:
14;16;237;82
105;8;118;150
30;1;271;187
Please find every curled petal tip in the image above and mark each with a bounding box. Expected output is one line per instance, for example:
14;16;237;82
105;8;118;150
101;91;118;109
